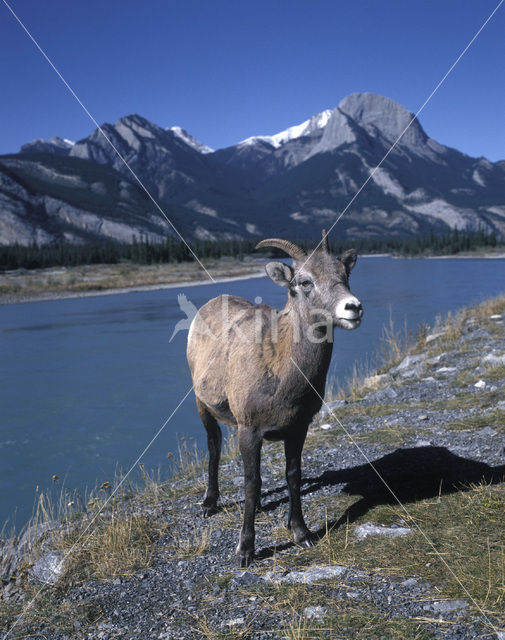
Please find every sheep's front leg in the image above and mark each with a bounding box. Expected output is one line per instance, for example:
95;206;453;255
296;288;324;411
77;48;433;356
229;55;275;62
285;427;313;547
236;426;262;567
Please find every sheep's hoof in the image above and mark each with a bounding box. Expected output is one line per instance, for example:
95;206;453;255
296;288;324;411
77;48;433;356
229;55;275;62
294;530;315;548
299;536;315;548
236;539;255;567
202;500;218;517
239;551;254;568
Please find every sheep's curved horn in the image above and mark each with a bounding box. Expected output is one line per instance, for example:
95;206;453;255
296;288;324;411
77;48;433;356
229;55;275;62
255;238;306;260
321;229;330;253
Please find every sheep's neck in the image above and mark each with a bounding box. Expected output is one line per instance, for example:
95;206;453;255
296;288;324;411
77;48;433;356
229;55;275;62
277;305;334;389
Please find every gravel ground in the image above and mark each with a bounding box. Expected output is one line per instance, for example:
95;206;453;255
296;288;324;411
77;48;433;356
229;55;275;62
2;307;504;639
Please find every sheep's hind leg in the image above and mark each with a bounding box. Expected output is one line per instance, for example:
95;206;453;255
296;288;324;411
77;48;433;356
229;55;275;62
284;427;313;547
196;397;222;517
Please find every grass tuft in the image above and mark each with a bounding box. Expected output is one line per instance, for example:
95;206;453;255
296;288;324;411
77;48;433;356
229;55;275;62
61;512;164;581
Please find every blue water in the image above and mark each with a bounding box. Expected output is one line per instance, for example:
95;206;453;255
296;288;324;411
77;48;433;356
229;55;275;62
1;256;504;529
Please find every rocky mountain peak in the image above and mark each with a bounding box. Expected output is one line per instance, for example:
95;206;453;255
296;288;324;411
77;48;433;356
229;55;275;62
20;136;74;156
338;92;428;147
113;113;166;143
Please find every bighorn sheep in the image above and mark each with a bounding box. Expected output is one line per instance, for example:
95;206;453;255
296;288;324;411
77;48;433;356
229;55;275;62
186;230;363;565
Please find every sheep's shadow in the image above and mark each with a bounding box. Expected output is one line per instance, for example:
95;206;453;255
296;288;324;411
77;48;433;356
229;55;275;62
254;445;505;561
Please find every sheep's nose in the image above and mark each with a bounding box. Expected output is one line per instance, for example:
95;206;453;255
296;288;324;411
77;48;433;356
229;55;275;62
345;301;363;317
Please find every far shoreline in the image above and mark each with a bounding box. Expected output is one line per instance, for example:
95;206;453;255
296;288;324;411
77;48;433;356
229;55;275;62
0;269;267;306
1;251;505;305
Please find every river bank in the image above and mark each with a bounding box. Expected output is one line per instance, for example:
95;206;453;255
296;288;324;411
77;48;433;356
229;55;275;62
0;258;265;305
2;295;504;639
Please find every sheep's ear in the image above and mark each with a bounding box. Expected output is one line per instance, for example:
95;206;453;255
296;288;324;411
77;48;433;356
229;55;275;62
265;261;294;288
339;249;357;275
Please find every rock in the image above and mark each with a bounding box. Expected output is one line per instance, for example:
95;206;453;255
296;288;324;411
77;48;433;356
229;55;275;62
461;328;490;343
427;600;468;613
354;522;413;540
303;606;327;620
223;617;245;627
30;550;65;585
18;520;60;554
319;399;347;418
497;401;505;410
414;439;432;447
363;373;392;387
490;314;503;320
393;354;425;372
1;520;61;582
418;414;429;421
366;387;398;403
482;353;505;366
476;427;497;437
474;380;486;389
400;364;425;379
436;366;457;374
401;578;418;588
320;423;332;431
426;332;444;343
265;565;347;585
231;571;263;587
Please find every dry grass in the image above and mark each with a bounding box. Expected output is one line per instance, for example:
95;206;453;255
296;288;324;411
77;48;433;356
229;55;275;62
265;481;505;632
256;578;436;639
61;512;163;581
0;590;104;637
445;409;505;433
165;520;212;559
430;388;503;411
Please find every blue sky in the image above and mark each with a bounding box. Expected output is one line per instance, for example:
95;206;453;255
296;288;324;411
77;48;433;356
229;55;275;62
1;0;504;160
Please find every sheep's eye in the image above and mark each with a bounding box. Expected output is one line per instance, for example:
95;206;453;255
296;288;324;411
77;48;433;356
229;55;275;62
300;280;312;288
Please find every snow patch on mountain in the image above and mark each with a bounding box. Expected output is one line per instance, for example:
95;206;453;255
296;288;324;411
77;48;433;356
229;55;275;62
239;109;333;149
169;127;213;154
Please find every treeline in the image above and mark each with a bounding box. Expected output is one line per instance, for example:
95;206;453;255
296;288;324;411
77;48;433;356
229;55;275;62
0;236;258;271
0;228;502;271
305;227;502;258
389;227;501;256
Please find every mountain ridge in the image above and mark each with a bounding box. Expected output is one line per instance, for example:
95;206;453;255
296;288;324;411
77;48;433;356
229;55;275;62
2;93;504;246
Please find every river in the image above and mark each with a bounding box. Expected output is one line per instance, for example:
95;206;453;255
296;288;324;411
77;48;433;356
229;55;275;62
1;256;504;529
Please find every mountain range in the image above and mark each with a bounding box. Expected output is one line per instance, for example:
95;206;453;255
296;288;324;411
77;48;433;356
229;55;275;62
1;93;504;246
